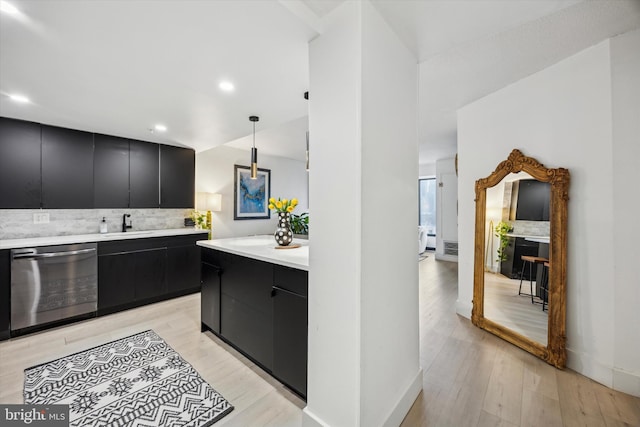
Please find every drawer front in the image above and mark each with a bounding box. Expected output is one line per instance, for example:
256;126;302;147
274;265;308;297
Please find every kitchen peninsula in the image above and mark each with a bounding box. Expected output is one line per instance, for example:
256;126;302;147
197;235;309;398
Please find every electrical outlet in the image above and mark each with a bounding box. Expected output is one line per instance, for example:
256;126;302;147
33;213;50;224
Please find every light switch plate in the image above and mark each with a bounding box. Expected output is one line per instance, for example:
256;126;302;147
33;212;50;224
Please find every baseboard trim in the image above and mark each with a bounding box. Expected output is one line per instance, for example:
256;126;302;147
302;407;331;427
382;368;423;427
302;369;424;427
435;253;458;262
567;349;640;397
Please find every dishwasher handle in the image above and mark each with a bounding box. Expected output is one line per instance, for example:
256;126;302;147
12;248;96;260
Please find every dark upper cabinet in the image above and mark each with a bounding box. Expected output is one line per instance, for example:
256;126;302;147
515;180;550;221
130;140;159;208
160;145;195;208
41;125;94;208
0;117;42;208
94;134;130;208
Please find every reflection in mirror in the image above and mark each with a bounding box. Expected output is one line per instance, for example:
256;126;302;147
483;172;549;346
472;149;569;368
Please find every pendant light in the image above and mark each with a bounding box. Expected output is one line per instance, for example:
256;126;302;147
249;115;259;179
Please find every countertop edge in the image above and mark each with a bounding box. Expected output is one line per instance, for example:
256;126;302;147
0;229;209;250
197;240;309;271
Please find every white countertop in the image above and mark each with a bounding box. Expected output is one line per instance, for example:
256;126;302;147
506;233;550;244
0;228;209;250
197;235;309;271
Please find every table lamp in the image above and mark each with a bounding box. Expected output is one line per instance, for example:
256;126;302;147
196;192;222;239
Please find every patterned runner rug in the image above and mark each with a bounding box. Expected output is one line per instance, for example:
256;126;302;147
24;330;233;426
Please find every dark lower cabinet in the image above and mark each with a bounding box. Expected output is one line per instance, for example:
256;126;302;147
220;253;274;370
0;250;10;340
200;248;308;398
0;117;42;208
98;234;204;315
272;286;308;397
167;235;206;294
501;237;540;279
41;125;94;208
201;262;221;333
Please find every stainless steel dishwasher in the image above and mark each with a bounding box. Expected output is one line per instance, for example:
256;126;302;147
11;242;97;332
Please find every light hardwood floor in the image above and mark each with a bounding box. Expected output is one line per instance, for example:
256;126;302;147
1;255;638;426
484;272;548;345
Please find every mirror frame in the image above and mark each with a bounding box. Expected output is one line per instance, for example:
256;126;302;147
471;149;570;368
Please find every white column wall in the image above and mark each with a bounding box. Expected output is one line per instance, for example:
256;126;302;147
359;2;421;426
457;41;617;388
610;28;640;396
305;1;421;426
306;2;362;425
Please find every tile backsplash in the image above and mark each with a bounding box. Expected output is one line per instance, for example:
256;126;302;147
0;209;192;240
511;220;550;236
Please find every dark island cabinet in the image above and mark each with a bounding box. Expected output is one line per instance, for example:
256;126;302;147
94;134;130;208
200;248;308;398
160;145;195;208
272;266;308;397
0;250;10;340
41;125;94;208
0;117;42;208
130;140;159;208
219;253;274;370
201;262;222;334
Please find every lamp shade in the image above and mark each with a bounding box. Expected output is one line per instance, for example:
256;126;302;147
196;192;222;212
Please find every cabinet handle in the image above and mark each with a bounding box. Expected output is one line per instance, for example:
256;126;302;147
271;288;277;297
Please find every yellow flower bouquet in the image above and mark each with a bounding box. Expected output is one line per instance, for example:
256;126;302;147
268;197;298;213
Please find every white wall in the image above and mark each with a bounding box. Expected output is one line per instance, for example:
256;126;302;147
419;162;435;177
305;1;421;426
195;145;308;239
435;157;458;261
458;34;639;396
610;28;640;395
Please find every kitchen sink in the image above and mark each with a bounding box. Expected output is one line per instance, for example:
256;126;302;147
99;231;154;238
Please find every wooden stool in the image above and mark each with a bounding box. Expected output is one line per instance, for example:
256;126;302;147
518;255;548;304
541;261;550;311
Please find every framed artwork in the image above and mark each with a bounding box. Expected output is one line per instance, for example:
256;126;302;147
234;165;271;220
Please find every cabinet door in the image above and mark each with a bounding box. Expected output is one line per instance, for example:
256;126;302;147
41;125;94;208
220;253;273;370
167;244;201;293
0;117;41;208
160;145;195;208
130;140;159;208
0;250;10;340
98;254;136;312
133;248;168;301
201;262;221;333
272;286;307;397
94;134;130;208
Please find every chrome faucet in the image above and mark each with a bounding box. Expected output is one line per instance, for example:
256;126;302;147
122;214;132;232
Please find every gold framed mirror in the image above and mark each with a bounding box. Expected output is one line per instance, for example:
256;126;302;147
471;149;569;368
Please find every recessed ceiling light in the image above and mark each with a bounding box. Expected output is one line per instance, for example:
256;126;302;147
154;124;167;132
9;94;30;103
219;81;234;92
0;1;19;15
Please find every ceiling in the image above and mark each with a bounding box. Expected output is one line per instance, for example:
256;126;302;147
1;1;639;165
